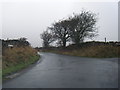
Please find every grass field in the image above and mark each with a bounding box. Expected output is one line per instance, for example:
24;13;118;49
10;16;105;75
3;46;40;77
0;60;1;77
42;44;119;58
60;45;119;58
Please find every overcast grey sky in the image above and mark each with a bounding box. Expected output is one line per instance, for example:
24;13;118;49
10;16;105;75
1;0;118;47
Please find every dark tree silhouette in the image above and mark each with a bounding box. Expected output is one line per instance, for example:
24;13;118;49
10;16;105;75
40;10;98;47
19;37;30;46
2;37;30;48
49;20;70;47
40;30;54;48
68;10;98;46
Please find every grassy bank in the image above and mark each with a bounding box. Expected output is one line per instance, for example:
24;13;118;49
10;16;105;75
60;45;119;58
0;55;2;81
42;44;119;58
3;46;40;77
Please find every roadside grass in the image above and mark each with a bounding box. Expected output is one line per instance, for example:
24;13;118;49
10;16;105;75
2;46;40;77
0;55;2;76
65;45;119;58
43;45;119;58
3;55;39;77
0;55;2;85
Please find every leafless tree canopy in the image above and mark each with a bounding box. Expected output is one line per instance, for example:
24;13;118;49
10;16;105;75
40;30;54;48
48;20;71;47
68;10;97;46
41;10;98;47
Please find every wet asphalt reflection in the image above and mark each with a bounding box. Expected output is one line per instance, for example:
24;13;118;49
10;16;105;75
3;52;118;88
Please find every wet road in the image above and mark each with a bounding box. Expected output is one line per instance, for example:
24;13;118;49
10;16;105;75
3;52;118;88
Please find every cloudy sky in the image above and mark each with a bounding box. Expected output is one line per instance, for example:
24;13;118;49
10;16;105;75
1;0;119;47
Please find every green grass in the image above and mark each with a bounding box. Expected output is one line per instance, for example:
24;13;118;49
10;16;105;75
2;46;40;78
0;55;2;84
3;55;39;77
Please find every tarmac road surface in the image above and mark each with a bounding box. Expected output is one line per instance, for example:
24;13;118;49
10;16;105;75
3;52;118;88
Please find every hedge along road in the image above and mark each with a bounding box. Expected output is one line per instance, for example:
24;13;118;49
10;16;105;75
3;52;118;88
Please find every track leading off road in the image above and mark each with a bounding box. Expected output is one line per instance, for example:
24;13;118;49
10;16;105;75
3;52;118;88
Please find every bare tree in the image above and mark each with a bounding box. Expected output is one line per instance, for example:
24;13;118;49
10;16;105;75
49;20;70;47
68;10;98;46
40;30;54;48
19;37;30;46
45;10;98;47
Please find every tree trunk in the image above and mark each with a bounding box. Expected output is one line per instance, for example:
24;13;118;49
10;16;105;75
62;39;66;48
75;39;80;47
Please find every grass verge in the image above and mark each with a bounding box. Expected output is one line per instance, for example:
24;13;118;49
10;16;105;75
2;46;40;78
42;45;119;58
3;55;39;77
